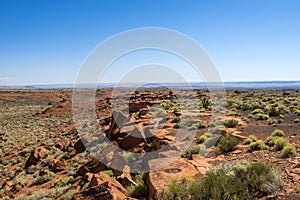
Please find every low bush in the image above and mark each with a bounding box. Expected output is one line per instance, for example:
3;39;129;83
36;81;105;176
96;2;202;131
32;172;54;186
245;135;257;144
201;98;211;109
156;109;167;118
228;111;238;116
54;176;73;188
256;113;269;120
295;185;300;193
181;145;203;158
217;134;240;154
249;140;268;152
157;160;282;200
295;109;300;116
127;173;147;198
268;106;281;117
171;116;181;123
198;122;208;129
103;170;115;177
274;138;287;151
265;136;277;147
198;135;207;144
251;109;264;114
203;137;219;148
268;118;278;125
188;146;201;155
282;145;297;158
294;118;300;123
271;129;285;137
224;119;239;128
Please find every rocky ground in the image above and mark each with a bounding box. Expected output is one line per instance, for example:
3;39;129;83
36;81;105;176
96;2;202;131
0;89;299;199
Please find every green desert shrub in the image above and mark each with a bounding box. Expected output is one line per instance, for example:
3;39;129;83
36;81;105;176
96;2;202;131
224;119;239;128
32;172;54;186
295;185;300;193
201;98;211;109
279;114;285;119
267;118;278;125
103;170;115;177
203;136;219;148
251;109;264;114
217;134;240;154
198;135;207;144
188;123;199;130
157;160;282;200
294;118;300;123
248;113;254;118
265;136;278;147
268;105;281;117
249;140;268;152
126;173;147;198
245;135;257;144
156;109;167;118
228;111;238;116
245;118;250;123
277;119;283;124
282;145;297;158
295;109;300;116
198;122;208;129
274;138;287;151
181;146;199;158
161;101;170;110
16;186;73;200
256;113;269;120
171;116;181;123
271;129;285;137
54;176;73;188
240;103;252;111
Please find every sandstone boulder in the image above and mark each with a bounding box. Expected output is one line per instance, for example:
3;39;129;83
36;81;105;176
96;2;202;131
107;110;128;140
128;102;149;112
147;155;211;199
77;158;107;176
119;127;146;150
49;159;67;172
73;172;129;200
25;147;49;169
74;135;92;153
55;139;71;151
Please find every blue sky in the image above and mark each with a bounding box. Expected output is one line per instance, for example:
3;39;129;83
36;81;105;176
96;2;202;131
0;0;300;85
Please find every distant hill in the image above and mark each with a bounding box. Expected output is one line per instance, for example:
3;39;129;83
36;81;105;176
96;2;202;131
1;81;300;90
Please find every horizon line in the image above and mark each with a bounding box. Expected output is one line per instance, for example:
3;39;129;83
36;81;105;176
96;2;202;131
2;80;300;87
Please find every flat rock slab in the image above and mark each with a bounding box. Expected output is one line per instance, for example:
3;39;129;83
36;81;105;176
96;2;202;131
147;155;213;199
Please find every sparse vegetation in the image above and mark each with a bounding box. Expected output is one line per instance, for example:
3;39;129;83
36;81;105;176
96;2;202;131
126;173;147;198
157;160;282;200
271;129;285;137
265;136;278;147
274;137;287;151
245;135;257;144
216;134;240;154
54;176;74;188
249;140;268;152
1;89;299;199
282;145;297;158
198;135;207;144
294;118;300;123
201;98;211;109
255;113;270;120
32;171;54;186
224;119;239;128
